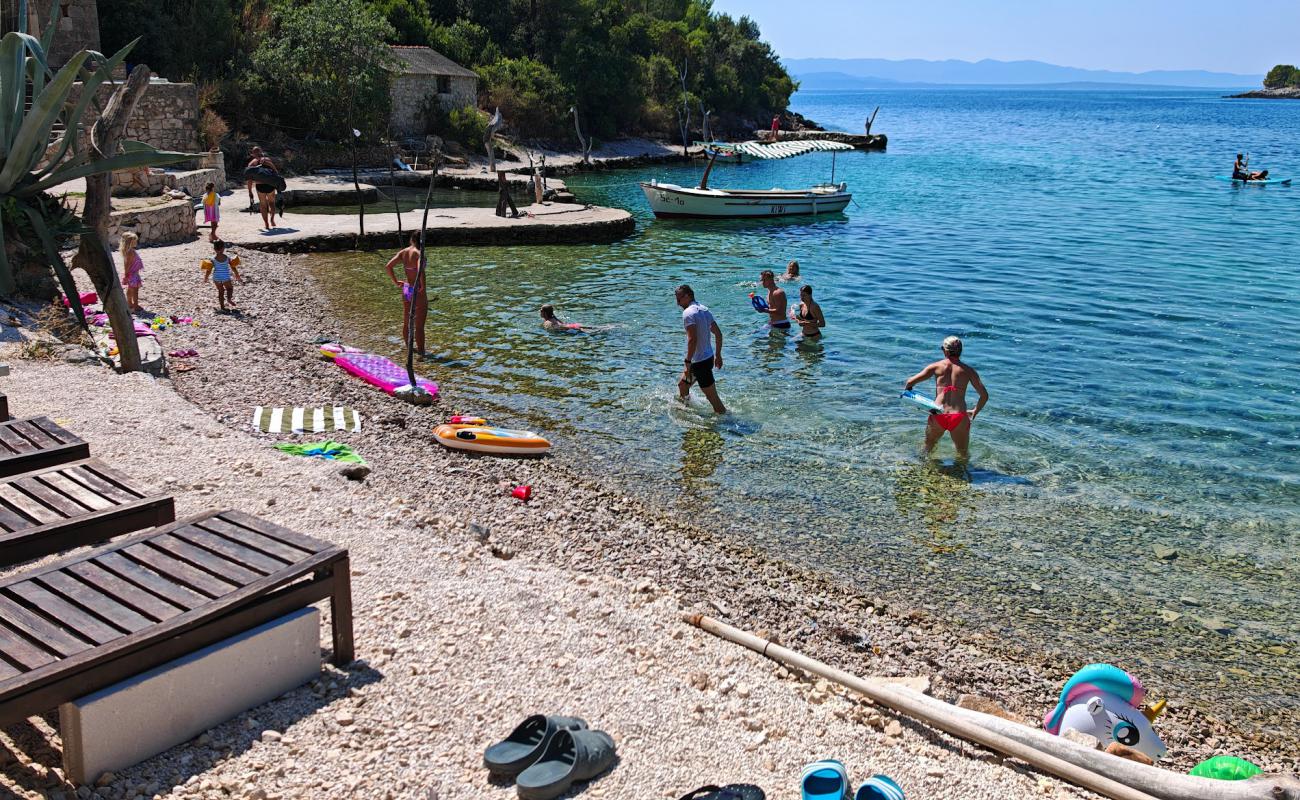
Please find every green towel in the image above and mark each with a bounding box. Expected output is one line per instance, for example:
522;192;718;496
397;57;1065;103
273;440;365;464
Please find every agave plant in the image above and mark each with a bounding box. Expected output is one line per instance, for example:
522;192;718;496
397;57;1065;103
0;0;192;324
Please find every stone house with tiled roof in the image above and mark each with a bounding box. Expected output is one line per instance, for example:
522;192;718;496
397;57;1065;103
388;45;479;137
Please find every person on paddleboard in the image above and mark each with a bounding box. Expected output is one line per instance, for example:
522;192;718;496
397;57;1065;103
755;269;789;330
676;285;727;414
384;231;428;355
903;336;989;460
1233;153;1268;182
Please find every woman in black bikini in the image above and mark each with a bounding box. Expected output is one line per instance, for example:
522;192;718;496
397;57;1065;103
792;285;825;339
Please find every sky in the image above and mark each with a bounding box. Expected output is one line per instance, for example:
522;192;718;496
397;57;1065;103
708;0;1299;75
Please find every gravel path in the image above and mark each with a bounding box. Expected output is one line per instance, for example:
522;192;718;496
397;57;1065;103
0;227;1290;798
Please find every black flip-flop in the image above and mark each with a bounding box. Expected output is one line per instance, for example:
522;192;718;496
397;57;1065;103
483;715;587;777
515;728;616;800
679;785;766;800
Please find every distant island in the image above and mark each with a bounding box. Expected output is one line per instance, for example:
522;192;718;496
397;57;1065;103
786;57;1261;89
1231;64;1300;99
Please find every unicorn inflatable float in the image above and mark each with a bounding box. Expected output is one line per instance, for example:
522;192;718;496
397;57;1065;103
1043;663;1168;761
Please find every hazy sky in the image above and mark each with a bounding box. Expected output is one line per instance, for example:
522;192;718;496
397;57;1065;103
709;0;1298;75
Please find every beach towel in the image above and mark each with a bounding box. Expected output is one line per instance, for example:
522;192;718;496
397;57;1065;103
253;406;362;435
273;441;365;464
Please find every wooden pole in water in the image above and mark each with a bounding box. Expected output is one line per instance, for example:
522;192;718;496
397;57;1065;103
682;614;1300;800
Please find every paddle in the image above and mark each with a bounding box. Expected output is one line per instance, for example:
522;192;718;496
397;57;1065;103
404;153;441;393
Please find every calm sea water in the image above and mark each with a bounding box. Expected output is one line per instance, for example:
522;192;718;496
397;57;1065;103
305;89;1300;730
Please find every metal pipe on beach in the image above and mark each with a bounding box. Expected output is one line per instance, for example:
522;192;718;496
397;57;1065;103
682;614;1300;800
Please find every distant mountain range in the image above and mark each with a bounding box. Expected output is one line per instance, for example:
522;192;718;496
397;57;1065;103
785;58;1262;89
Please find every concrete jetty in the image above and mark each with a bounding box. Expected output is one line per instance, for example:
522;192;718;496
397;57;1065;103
224;202;634;253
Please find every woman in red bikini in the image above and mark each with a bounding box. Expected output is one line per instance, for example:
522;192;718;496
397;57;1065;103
904;336;989;460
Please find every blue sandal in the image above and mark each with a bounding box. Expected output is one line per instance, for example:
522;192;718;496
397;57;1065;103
801;759;850;800
855;775;904;800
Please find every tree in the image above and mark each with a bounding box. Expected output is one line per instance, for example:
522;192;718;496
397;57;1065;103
1263;64;1299;89
0;4;192;370
246;0;397;140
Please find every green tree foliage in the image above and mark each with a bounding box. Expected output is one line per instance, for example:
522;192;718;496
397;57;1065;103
1263;64;1299;89
96;0;796;144
244;0;398;139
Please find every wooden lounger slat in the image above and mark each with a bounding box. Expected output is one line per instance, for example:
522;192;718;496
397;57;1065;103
218;509;330;554
38;472;116;512
0;624;54;672
5;583;123;645
12;477;86;517
0;596;93;658
0;392;7;422
0;510;352;726
64;463;143;504
8;420;59;449
93;552;208;610
121;543;237;599
146;534;263;585
0;418;89;478
0;621;58;671
38;572;154;634
0;425;37;455
24;418;75;447
173;525;286;575
0;459;175;568
0;484;65;525
0;500;34;533
194;516;313;564
66;562;183;623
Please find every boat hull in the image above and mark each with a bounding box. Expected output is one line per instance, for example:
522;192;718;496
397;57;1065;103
639;182;851;219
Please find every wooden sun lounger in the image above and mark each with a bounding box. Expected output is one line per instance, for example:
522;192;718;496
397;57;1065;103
0;509;353;726
0;391;8;421
0;459;175;567
0;417;89;479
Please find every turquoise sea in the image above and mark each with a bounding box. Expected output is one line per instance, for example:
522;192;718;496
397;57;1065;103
309;89;1300;732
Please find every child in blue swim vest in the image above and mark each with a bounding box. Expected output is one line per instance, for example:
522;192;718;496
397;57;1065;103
200;240;245;312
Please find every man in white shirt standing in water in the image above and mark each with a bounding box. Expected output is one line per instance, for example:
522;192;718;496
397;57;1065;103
675;284;726;413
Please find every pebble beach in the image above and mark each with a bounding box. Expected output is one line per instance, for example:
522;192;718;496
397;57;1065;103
0;224;1293;798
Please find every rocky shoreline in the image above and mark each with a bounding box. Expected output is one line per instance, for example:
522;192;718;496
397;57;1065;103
0;226;1292;796
1229;87;1300;99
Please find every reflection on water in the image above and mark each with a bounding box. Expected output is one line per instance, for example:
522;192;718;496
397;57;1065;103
302;87;1300;731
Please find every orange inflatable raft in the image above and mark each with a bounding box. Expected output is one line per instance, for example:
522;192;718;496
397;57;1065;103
433;423;551;456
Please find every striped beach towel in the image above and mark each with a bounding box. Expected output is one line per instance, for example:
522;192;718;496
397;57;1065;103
252;406;362;435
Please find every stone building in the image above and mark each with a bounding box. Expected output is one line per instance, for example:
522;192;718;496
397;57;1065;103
388;45;478;138
4;0;101;69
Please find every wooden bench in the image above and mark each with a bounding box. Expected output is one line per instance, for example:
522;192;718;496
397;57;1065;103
0;391;8;421
0;509;353;726
0;459;175;567
0;417;88;478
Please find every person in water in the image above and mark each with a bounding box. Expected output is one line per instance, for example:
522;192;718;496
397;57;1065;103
540;304;581;332
904;336;989;460
791;285;825;338
1233;153;1268;181
779;260;800;282
384;231;428;354
676;284;726;414
756;269;789;330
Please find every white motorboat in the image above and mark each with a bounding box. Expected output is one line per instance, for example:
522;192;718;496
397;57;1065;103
639;180;851;218
640;138;854;219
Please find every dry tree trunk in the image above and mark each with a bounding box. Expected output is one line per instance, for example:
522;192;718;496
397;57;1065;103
71;65;152;373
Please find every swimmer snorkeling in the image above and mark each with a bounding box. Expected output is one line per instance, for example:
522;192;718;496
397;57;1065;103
384;231;428;354
903;336;989;460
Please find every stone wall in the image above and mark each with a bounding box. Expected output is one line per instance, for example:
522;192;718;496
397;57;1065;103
79;79;201;155
108;199;196;247
390;74;477;137
29;0;100;71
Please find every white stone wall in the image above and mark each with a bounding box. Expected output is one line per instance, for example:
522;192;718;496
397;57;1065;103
108;199;196;247
390;74;478;137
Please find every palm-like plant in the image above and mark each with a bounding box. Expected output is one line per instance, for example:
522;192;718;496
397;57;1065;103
1;0;191;326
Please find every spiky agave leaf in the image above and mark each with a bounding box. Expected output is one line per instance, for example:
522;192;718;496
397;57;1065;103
0;49;91;192
35;39;141;178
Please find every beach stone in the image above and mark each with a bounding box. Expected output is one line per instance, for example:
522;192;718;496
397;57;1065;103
1199;618;1237;635
1179;596;1203;607
335;711;355;726
956;694;1022;723
884;720;903;738
338;464;370;481
1061;728;1102;751
1153;545;1179;561
1157;609;1182;623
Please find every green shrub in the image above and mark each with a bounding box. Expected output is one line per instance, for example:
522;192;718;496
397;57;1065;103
478;57;571;140
1264;64;1300;89
423;101;489;149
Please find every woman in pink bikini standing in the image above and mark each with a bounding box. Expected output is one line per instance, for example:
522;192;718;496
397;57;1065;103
904;336;989;460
